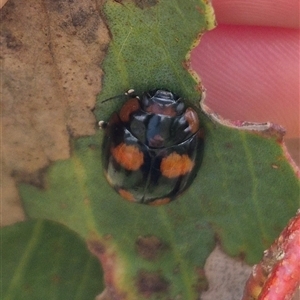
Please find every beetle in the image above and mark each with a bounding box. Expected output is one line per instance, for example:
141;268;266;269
100;89;204;205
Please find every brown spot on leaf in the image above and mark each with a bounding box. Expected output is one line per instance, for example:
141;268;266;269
172;264;180;274
11;167;47;189
136;270;169;297
83;198;90;206
197;127;205;139
51;274;61;284
87;240;106;255
72;8;90;27
1;168;26;226
69;7;102;44
88;144;98;151
43;0;68;13
196;6;205;14
224;142;233;149
136;235;167;260
1;29;23;50
194;267;208;293
103;234;113;241
87;238;127;300
256;124;286;143
237;251;246;261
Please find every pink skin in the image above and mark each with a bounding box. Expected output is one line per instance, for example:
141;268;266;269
191;0;299;163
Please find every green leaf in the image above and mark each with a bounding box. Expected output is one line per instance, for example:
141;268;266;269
1;220;103;300
6;0;300;299
95;0;215;120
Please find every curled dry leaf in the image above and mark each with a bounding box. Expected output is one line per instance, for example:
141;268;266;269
1;0;109;225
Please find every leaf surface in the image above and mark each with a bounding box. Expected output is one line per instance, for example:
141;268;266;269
1;220;103;300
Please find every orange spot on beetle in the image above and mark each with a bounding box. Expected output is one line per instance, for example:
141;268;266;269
119;189;136;202
119;98;140;122
149;198;171;206
111;143;144;170
160;153;194;178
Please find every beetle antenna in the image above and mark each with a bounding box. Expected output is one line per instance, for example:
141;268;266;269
101;94;124;103
101;89;136;103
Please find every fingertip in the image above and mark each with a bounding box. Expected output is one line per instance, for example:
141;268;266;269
212;0;299;29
